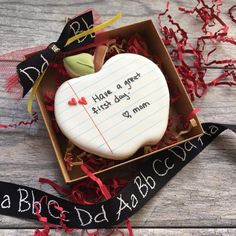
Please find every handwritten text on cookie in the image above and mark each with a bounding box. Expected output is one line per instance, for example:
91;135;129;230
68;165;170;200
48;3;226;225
90;72;151;118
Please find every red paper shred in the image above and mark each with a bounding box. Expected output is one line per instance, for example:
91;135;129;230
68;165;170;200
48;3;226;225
34;196;53;236
85;229;99;236
213;0;223;17
39;176;132;235
85;154;115;173
158;0;236;101
64;153;74;171
208;64;236;86
39;177;128;205
49;62;69;78
44;91;55;112
33;195;77;236
0;112;38;129
228;5;236;24
80;164;112;200
125;219;134;236
185;107;200;127
80;164;133;236
158;1;170;32
51;201;75;234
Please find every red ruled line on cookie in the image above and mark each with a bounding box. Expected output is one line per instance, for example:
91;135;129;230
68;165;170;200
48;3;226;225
67;81;113;155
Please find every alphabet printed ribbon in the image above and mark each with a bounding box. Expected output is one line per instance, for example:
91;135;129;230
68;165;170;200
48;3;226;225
15;11;122;113
0;122;235;229
17;11;95;98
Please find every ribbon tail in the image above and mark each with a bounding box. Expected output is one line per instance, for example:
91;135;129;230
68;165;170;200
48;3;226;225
27;69;47;113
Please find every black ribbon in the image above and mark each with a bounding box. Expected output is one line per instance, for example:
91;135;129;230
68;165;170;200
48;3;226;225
0;122;235;228
16;10;95;97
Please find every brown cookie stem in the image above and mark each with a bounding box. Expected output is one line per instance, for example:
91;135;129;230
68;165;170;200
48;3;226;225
93;45;108;72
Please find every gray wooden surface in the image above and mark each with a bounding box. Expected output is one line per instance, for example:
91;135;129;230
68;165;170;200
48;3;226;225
0;0;235;235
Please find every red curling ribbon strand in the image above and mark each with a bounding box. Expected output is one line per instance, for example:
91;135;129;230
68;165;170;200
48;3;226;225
33;196;55;236
184;107;200;129
80;163;133;235
44;104;55;111
0;112;38;129
44;91;56;111
80;164;112;200
49;62;69;77
228;5;236;24
186;107;200;122
158;1;170;33
158;0;236;101
125;219;134;236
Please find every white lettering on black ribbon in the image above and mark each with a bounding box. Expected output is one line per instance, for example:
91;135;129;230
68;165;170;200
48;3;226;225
0;123;234;229
18;54;48;85
70;17;95;44
31;190;41;215
74;207;93;226
131;194;138;208
153;158;175;176
94;205;108;223
1;195;11;209
18;188;31;213
116;194;132;221
168;146;186;161
19;67;40;84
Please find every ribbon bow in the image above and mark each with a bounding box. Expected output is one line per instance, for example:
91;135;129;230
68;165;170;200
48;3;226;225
16;11;122;113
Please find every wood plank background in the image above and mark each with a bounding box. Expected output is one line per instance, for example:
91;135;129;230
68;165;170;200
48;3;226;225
0;0;235;235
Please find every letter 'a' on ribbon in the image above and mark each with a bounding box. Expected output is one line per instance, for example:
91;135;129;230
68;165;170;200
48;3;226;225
16;11;122;113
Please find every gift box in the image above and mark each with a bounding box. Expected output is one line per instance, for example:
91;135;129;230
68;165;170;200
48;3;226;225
35;19;203;184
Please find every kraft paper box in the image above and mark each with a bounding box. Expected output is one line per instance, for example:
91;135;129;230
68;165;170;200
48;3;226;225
36;20;203;184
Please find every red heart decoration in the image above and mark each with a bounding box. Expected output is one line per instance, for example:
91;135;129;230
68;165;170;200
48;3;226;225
68;97;77;106
78;97;87;105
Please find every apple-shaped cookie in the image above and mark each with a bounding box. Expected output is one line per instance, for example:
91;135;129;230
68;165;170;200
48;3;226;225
55;53;170;160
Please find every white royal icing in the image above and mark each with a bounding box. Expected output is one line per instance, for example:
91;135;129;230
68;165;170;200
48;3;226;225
54;53;170;160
